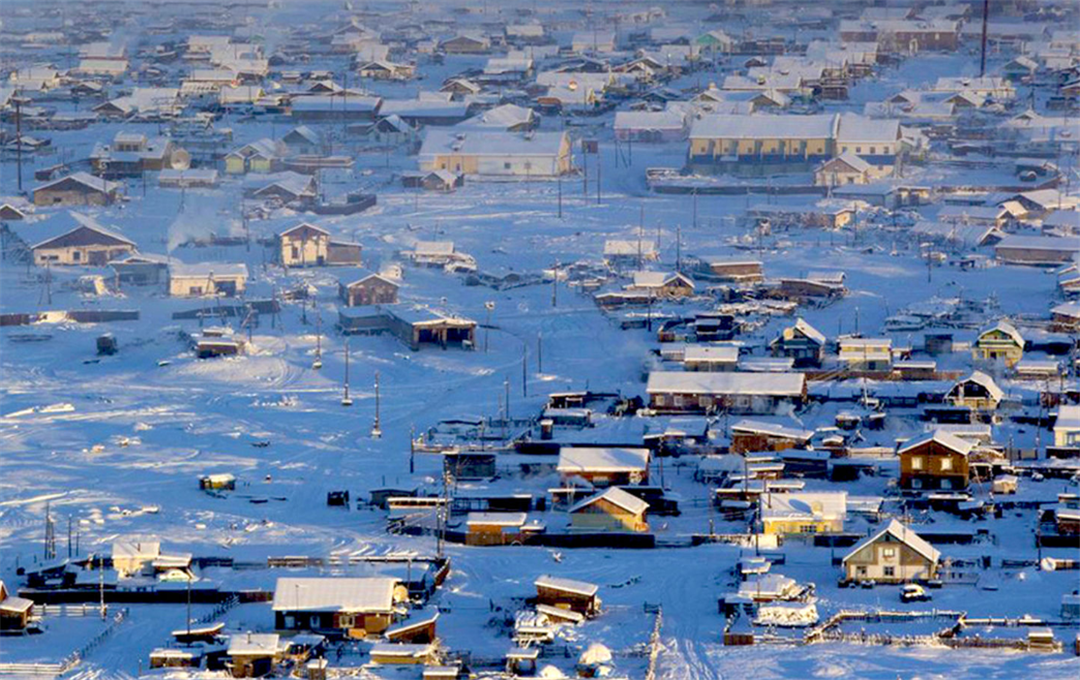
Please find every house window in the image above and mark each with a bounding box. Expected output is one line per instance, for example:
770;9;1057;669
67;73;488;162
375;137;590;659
911;478;923;489
856;566;867;576
855;146;862;153
504;162;512;170
73;251;81;261
883;547;896;559
939;458;953;472
883;566;895;577
910;456;924;470
673;395;684;407
291;246;299;259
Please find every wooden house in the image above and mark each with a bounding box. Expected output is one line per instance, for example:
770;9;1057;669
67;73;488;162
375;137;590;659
841;520;940;583
369;643;438;665
838;337;892;372
272;577;402;635
32;216;136;266
760;492;847;535
972;321;1025;367
111;540;161;577
1052;405;1080;448
995;235;1080;265
706;259;764;283
569;487;649;533
769;318;826;367
279;223;362;268
339;271;399;307
534;575;600;617
731;420;813;454
418;130;571;178
464;512;530;546
33;172;121;207
358;60;415;81
646;371;807;415
168;263;248;297
226;633;282;678
683;346;739;372
946;371;1004;411
604;239;658;267
627;271;695;298
385;611;439;644
815;152;872;186
898;430;972;492
0;580;33;631
439;34;492;55
556;447;650;487
225;138;283;175
281;126;323;155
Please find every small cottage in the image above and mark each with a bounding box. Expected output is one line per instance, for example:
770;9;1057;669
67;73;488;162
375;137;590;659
272;577;402;635
569;487;649;533
556;447;650;487
534;575;600;617
339;271;399;307
841;520;940;584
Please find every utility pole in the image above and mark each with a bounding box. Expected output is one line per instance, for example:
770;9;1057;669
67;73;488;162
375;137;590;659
557;173;562;219
371;371;382;438
596;148;601;205
14;97;24;194
341;339;353;406
522;345;527;397
537;332;543;373
551;263;558;307
979;0;990;78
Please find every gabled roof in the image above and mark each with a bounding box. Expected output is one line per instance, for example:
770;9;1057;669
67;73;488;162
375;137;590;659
897;429;974;457
280;222;329;238
731;419;813;441
842;519;940;565
32;214;135;251
820;152;872;174
953;370;1004;403
570;487;649;516
978;320;1024;347
34;172;120;195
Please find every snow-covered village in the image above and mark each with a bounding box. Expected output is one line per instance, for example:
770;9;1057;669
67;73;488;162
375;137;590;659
0;0;1079;678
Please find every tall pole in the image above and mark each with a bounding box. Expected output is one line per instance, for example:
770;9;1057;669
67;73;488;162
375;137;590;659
372;371;382;438
342;339;353;406
979;0;990;78
557;174;562;219
14;98;23;194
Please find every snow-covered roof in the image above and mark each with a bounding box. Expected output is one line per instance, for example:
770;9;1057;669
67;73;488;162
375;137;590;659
557;447;649;474
169;263;249;279
569;487;649;516
760;492;847;521
534;575;599;597
690;114;837;140
227;633;281;656
731;419;813;441
843;519;940;565
898;429;974;457
646;371;805;396
271;577;397;613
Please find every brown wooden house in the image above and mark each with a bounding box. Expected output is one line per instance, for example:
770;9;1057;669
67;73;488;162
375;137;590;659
898;430;972;492
534;575;600;617
339;271;399;307
0;580;33;631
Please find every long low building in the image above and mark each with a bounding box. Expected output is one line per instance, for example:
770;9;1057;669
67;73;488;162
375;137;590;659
994;235;1080;265
418;129;571;177
646;371;807;414
687;113;902;177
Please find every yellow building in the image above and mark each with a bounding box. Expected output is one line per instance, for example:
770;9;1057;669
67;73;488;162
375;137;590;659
418;130;571;177
973;321;1025;367
569;487;649;533
760;492;846;535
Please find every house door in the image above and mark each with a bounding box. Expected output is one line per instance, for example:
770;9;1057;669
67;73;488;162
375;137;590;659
89;251;107;266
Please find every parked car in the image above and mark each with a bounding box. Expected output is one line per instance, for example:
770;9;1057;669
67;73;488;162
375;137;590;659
901;584;931;602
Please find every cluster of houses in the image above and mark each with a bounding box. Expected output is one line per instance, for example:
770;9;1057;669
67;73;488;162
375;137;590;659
2;0;1080;675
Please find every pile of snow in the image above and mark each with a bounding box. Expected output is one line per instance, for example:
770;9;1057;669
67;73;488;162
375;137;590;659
753;602;819;627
